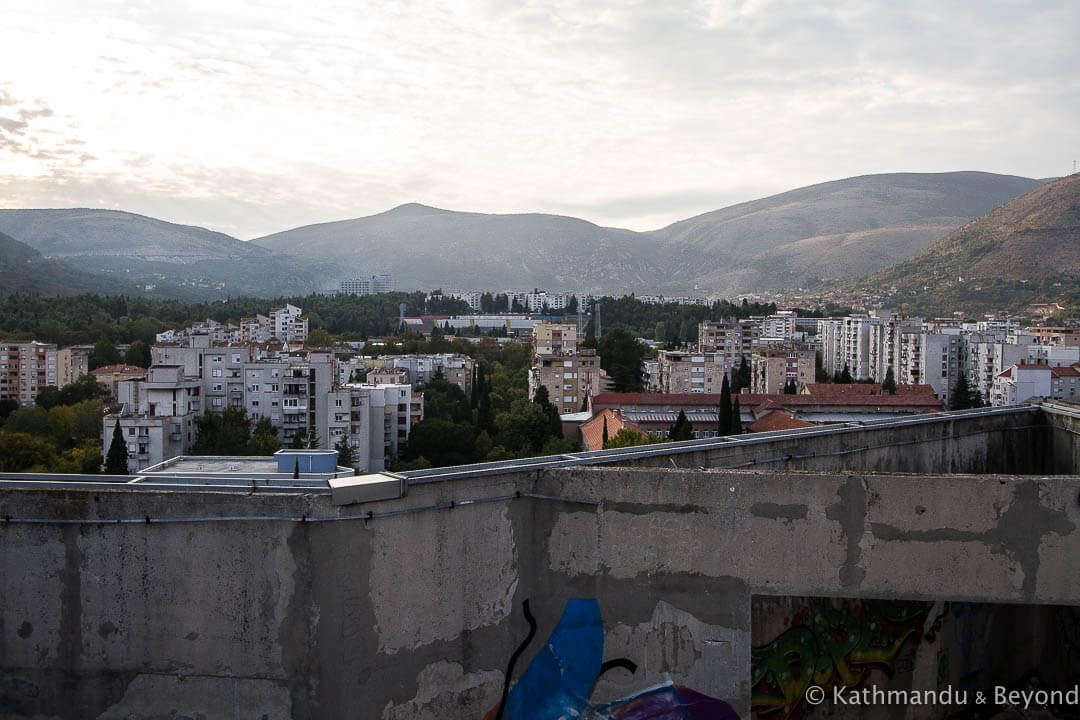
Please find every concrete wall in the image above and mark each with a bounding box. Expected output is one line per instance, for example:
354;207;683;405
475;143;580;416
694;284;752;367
2;407;1079;719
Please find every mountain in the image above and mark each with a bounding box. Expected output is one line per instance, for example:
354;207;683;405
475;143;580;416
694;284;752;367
0;209;330;298
0;231;142;296
848;173;1080;313
256;173;1042;295
254;203;681;292
654;171;1046;295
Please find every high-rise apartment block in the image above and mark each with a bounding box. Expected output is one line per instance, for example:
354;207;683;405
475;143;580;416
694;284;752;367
750;348;816;394
340;274;395;295
0;341;82;406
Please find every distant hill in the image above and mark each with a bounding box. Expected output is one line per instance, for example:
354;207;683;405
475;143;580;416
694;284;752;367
254;203;680;292
655;171;1046;295
0;231;141;296
0;172;1048;299
850;173;1080;313
0;209;330;298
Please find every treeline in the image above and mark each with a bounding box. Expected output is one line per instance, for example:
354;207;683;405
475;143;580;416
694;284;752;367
0;375;108;473
0;292;472;345
586;296;779;345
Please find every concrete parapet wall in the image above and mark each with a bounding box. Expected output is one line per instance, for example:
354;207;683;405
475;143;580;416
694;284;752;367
1;408;1079;719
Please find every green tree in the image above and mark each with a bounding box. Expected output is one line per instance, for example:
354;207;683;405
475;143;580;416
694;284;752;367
532;384;562;439
89;334;120;371
949;371;983;410
718;376;732;436
402;418;476;467
3;407;49;437
731;396;743;434
0;398;17;424
604;427;649;449
47;405;77;447
783;379;798;394
668;409;693;441
104;419;129;475
57;374;107;406
123;340;152;368
306;328;333;347
882;367;897;395
250;417;281;455
597;327;647;392
838;364;854;384
334;435;356;468
35;386;62;410
0;432;58;472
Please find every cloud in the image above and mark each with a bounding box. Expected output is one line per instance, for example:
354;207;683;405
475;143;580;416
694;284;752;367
0;0;1076;238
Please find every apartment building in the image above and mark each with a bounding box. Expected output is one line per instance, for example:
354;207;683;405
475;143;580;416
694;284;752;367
327;383;414;473
269;304;309;344
657;350;729;394
358;354;476;395
750;348;816;394
340;274;394;295
106;365;202;472
818;316;878;380
532;322;579;355
698;319;759;357
529;350;602;414
0;341;78;406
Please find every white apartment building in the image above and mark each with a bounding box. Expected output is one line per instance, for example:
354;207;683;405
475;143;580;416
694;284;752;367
698;319;759;358
327;383;414;473
992;365;1052;406
819;316;877;380
750;348;816;394
353;354;476;394
269;304;309;344
105;366;202;472
898;330;963;402
341;274;395;295
760;312;798;341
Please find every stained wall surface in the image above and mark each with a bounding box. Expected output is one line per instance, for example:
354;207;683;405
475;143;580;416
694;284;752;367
1;406;1079;719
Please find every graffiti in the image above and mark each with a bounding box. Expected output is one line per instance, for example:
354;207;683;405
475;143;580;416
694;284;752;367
951;603;986;686
751;598;931;719
485;598;739;720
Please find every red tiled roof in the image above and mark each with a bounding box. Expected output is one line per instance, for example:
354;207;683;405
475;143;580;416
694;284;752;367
91;364;147;375
593;392;943;409
1052;366;1080;377
803;383;937;396
749;410;815;433
580;408;646;451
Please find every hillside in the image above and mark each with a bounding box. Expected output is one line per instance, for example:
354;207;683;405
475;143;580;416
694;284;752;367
851;173;1080;313
657;171;1045;294
0;231;142;296
254;203;684;292
0;209;331;298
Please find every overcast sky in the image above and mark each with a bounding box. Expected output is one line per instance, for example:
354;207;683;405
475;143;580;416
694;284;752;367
1;0;1077;239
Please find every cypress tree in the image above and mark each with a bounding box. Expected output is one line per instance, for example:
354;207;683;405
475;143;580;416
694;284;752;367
882;367;897;395
104;419;129;475
293;457;300;479
731;397;742;434
602;416;609;447
669;410;693;441
718;376;732;436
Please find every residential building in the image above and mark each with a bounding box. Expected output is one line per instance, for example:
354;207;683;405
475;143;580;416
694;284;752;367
698;319;759;357
358;354;476;395
657;350;729;394
327;383;414;473
529;350;602;414
269;304;309;344
341;274;394;295
532;322;579;355
992;365;1053;406
104;366;202;472
0;341;77;406
750;348;816;394
91;364;149;401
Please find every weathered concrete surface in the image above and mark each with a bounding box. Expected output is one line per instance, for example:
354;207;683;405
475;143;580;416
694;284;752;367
2;408;1079;719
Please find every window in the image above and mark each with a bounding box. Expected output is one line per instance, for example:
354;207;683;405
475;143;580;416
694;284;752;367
212;368;222;378
128;428;135;436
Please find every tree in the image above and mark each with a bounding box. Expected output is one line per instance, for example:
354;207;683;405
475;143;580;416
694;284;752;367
305;328;333;347
250;417;281;455
949;371;983;410
35;386;62;410
89;334;120;371
731;356;751;394
602;416;609;446
124;340;152;368
334;435;356;469
402;418;476;467
293;457;300;479
604;427;649;449
0;432;58;472
838;364;854;384
0;398;17;424
718;376;732;436
104;419;129;475
532;385;562;439
597;327;648;392
882;367;897;395
783;379;798;394
668;409;693;441
731;397;743;434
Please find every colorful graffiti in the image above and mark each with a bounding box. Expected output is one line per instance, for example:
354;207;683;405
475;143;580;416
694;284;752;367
751;598;931;719
485;598;740;720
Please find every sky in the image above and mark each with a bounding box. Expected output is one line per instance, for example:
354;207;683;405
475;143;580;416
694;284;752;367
1;0;1077;240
